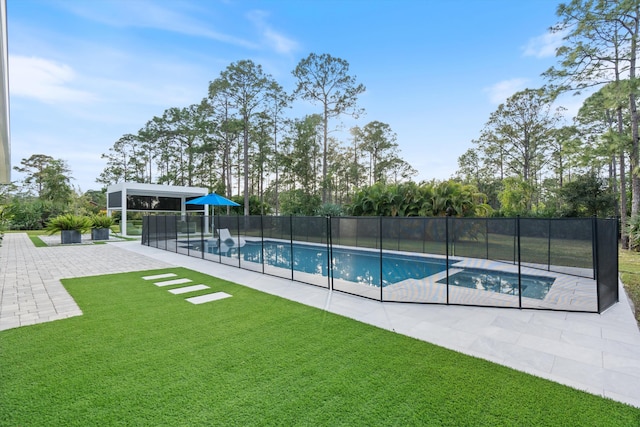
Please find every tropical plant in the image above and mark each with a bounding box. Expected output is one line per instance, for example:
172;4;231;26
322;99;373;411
315;203;344;217
90;214;115;229
45;214;92;234
6;198;66;230
628;215;640;251
0;205;10;243
279;189;321;216
348;181;491;217
228;195;271;216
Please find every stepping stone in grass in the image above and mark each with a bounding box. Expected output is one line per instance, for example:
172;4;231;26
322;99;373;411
186;292;232;305
154;278;192;287
169;284;210;295
142;273;177;280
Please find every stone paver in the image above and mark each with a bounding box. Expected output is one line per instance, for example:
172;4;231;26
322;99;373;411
2;232;640;409
169;284;210;294
186;291;232;304
0;233;171;330
154;278;192;287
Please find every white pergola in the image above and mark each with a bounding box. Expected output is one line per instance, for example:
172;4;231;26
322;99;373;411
106;182;208;236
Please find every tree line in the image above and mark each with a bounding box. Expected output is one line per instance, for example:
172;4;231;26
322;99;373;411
3;1;640;248
98;54;416;216
455;0;639;246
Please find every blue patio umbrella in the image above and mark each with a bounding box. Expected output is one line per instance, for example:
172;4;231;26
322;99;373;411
185;193;241;234
185;192;240;207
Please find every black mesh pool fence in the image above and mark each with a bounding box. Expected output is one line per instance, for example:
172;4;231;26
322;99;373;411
142;215;619;314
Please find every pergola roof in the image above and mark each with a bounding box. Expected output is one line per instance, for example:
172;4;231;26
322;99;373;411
106;182;208;199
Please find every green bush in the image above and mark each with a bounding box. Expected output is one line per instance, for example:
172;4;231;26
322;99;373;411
315;203;344;216
45;214;93;235
90;214;115;229
628;215;640;251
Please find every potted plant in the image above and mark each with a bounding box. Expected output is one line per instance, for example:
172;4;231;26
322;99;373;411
45;214;92;244
90;214;115;240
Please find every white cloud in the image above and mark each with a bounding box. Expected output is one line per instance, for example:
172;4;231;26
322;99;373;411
9;55;97;104
522;30;567;58
483;78;530;104
247;10;299;55
263;28;299;54
62;1;258;50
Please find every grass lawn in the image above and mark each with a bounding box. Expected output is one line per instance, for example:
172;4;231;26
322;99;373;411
620;249;640;325
1;268;638;426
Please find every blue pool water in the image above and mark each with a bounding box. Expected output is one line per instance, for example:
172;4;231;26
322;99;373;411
437;269;554;300
219;241;450;287
208;240;554;300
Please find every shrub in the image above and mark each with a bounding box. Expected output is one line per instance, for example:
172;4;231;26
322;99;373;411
90;214;115;229
315;203;344;216
628;215;640;251
45;214;93;235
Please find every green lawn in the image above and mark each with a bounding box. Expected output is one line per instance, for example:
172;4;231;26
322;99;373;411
1;268;638;425
620;249;640;325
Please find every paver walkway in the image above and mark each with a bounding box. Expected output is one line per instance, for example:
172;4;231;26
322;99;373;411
2;232;640;408
0;233;170;330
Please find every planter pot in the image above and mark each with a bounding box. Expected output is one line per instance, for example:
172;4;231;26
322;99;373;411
61;230;82;244
92;228;110;241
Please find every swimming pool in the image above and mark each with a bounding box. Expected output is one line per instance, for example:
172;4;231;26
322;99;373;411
215;241;450;286
207;240;555;300
438;269;554;300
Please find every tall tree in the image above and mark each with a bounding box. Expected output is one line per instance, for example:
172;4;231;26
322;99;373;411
545;0;640;246
282;114;322;195
14;154;73;205
14;154;56;196
293;53;366;203
213;60;274;215
549;125;581;188
359;121;400;185
456;148;483;188
264;81;290;214
474;89;561;209
207;80;242;201
39;159;74;205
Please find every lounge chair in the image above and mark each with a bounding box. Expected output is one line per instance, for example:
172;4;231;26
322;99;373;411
217;228;246;247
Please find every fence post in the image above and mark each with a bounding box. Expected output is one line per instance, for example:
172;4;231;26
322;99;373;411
547;219;551;271
165;215;169;251
517;215;522;309
422;218;427;254
379;216;383;302
200;215;205;259
445;215;450;305
217;213;222;264
592;215;598;282
485;218;489;260
327;215;333;290
236;215;241;268
260;215;265;274
185;215;193;256
290;215;294;281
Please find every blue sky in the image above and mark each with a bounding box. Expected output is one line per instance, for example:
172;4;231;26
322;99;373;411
8;0;573;192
